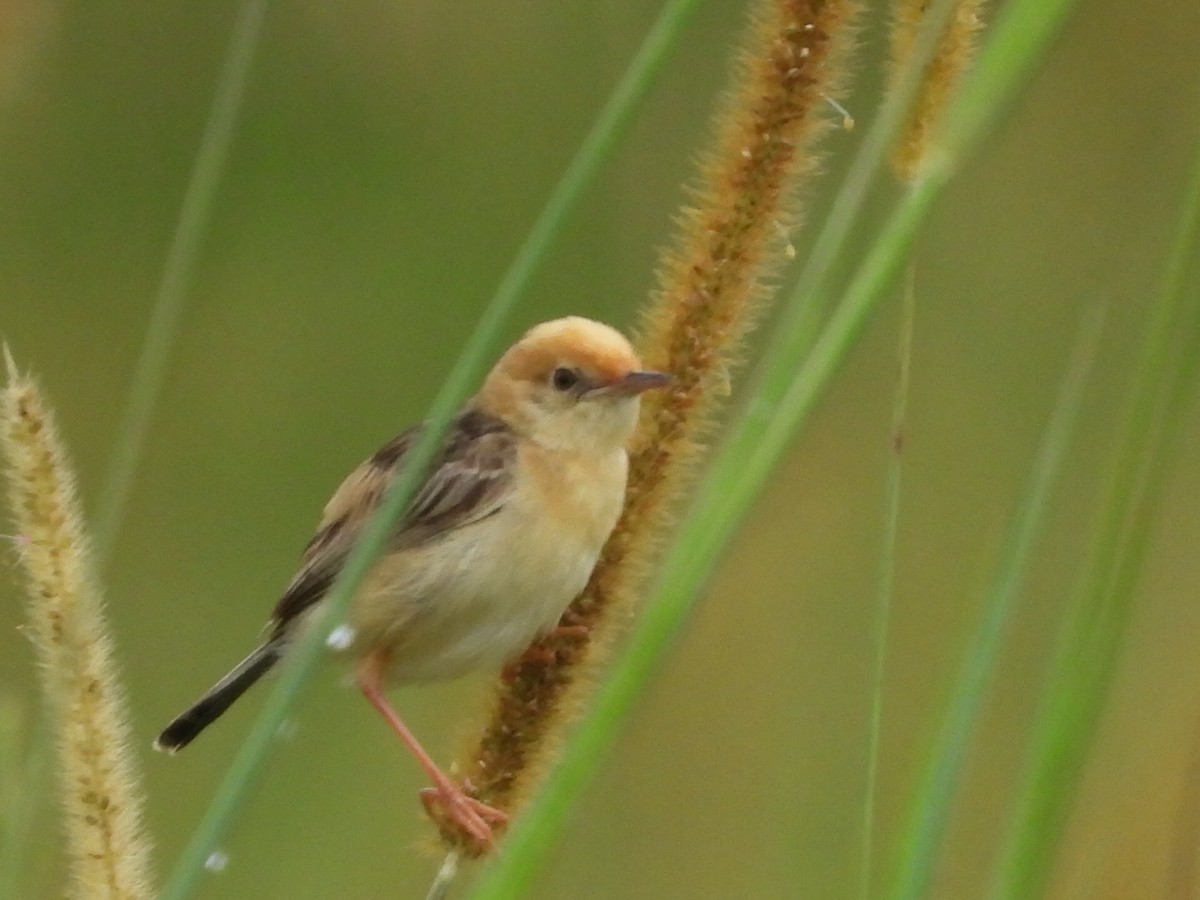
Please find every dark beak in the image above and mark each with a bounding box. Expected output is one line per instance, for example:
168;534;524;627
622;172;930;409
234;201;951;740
610;370;672;396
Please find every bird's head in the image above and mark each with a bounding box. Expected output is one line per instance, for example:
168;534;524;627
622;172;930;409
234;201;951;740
478;316;670;453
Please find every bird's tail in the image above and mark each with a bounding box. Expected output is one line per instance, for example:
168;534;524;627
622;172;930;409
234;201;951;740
154;641;282;753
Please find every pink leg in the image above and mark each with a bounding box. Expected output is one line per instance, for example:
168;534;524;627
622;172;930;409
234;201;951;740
357;651;508;848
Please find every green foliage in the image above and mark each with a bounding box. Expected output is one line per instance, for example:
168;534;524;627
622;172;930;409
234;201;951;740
992;123;1200;900
889;309;1103;900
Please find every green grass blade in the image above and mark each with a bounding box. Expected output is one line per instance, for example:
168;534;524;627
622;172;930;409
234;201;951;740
466;3;1083;896
887;308;1105;900
93;0;271;562
159;2;708;896
860;267;916;900
8;2;268;894
991;120;1200;900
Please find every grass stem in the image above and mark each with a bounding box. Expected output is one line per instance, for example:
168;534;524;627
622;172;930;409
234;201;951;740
93;0;271;563
859;265;916;900
887;307;1105;900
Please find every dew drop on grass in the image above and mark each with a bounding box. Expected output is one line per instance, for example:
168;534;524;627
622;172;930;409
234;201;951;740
326;624;356;651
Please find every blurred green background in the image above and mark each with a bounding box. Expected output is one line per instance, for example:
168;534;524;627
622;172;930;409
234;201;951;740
3;1;1200;897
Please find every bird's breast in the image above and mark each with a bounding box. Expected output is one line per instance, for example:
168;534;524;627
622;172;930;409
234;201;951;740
519;443;628;556
462;443;627;634
355;444;628;683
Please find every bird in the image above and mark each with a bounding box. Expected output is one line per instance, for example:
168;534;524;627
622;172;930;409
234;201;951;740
153;316;670;847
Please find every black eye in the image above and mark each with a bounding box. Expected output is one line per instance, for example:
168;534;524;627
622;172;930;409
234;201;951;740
551;367;580;392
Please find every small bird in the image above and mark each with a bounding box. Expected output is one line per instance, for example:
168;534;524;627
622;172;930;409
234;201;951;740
154;316;669;846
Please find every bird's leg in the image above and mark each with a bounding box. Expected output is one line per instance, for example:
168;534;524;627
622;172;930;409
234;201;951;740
357;650;508;848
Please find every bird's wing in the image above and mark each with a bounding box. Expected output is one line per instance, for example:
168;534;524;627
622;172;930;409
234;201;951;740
267;408;516;633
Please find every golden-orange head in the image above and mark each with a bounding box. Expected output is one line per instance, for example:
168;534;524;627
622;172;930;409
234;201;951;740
477;316;669;451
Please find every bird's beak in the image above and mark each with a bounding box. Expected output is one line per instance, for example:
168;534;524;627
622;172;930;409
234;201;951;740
608;370;672;396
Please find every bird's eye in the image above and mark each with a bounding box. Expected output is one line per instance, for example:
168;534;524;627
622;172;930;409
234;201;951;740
551;367;580;392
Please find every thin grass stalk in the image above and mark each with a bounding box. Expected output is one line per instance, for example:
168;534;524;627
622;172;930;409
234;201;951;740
1;357;154;899
466;0;1082;892
859;266;916;900
160;2;708;894
450;0;863;851
887;308;1104;900
991;126;1200;900
424;852;460;900
4;5;266;884
93;0;270;562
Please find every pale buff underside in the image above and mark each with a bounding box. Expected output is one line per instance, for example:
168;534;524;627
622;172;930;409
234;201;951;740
345;441;628;684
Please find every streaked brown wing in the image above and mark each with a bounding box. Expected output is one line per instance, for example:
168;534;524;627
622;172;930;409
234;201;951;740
268;408;514;632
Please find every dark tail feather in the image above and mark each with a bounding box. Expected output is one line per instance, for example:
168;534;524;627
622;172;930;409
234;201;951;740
154;642;281;753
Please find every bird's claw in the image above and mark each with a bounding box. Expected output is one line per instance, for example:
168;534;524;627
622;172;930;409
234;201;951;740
420;785;508;851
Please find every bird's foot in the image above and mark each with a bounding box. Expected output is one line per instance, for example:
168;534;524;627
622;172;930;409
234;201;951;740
547;623;590;642
420;782;508;852
501;624;592;682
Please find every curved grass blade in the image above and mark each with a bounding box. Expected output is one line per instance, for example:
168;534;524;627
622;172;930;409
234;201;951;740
93;0;271;562
160;1;710;896
465;1;1084;896
860;265;916;900
991;120;1200;900
887;307;1105;900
